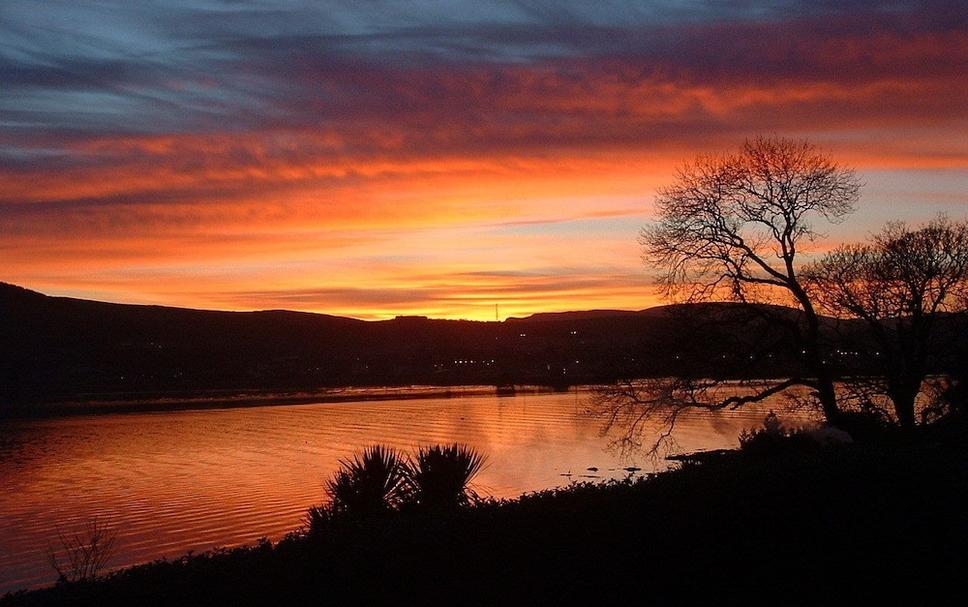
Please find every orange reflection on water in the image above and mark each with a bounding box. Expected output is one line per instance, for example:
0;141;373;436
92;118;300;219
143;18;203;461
0;390;811;592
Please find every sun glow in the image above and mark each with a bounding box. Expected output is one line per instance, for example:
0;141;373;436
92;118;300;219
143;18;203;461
2;2;966;317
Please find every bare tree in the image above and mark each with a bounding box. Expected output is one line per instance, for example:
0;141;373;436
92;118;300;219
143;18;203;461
638;136;859;422
47;519;117;583
803;216;968;428
593;138;860;452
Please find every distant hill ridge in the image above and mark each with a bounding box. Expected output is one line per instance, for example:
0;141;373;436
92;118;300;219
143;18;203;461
0;282;656;324
0;282;363;322
1;281;942;412
507;310;643;322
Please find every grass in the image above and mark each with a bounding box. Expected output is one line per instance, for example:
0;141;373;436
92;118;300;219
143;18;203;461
3;426;967;606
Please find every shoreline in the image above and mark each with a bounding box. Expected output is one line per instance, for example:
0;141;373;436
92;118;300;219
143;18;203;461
4;428;965;605
0;384;584;420
1;376;822;420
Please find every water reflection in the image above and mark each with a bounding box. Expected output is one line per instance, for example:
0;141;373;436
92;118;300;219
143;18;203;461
0;390;809;592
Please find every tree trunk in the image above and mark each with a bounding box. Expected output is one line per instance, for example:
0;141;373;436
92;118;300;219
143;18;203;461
816;373;841;425
890;379;920;430
794;287;842;425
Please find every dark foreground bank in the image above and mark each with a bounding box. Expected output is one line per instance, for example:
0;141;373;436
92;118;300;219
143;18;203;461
4;425;966;606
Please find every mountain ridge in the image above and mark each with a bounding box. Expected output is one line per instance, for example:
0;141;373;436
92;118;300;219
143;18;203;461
0;280;935;413
0;282;656;324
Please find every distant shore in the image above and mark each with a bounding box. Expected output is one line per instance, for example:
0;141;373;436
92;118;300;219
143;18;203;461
0;384;581;419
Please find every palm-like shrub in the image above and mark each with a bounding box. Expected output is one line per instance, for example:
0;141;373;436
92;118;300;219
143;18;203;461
307;444;489;533
407;444;486;509
325;445;409;518
304;504;331;535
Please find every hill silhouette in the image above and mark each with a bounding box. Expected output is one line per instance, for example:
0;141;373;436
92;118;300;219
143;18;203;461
1;282;958;414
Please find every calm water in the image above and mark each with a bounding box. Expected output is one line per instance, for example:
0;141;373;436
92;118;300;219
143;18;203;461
0;389;808;592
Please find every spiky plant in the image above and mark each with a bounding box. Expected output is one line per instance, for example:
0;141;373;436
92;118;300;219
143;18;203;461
407;444;486;509
304;504;331;536
325;445;410;518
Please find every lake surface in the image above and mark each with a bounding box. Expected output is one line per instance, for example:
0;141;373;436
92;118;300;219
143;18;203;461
0;389;810;593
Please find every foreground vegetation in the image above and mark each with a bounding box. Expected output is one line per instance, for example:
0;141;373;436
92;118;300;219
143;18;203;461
4;419;966;606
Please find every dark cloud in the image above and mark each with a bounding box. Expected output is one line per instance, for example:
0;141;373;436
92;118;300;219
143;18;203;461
2;0;964;141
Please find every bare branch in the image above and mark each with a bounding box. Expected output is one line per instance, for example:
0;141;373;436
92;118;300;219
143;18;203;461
643;137;860;309
590;376;819;457
48;519;118;583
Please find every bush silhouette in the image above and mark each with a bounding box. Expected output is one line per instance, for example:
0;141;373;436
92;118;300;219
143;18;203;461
310;444;487;530
324;445;410;518
406;444;486;509
738;412;815;455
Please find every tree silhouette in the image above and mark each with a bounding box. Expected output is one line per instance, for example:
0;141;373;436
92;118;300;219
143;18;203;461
595;137;860;452
632;137;860;424
804;216;968;428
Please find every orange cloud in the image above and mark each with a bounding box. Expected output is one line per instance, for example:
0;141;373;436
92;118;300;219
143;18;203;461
2;3;966;317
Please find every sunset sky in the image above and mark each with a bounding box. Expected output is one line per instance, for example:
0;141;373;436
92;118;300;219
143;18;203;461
2;1;966;320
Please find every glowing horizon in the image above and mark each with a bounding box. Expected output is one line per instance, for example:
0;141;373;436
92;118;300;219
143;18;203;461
2;1;966;320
